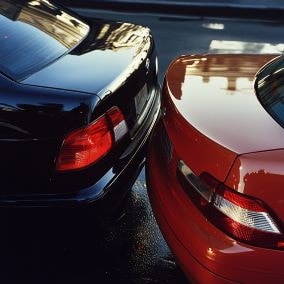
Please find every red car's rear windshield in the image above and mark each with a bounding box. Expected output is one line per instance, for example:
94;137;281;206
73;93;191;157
256;56;284;128
0;0;89;81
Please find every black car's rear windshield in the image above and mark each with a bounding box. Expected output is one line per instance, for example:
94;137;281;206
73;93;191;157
256;56;284;128
0;0;89;81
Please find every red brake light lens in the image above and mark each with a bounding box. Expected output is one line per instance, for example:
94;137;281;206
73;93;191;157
212;184;284;249
56;107;128;172
178;160;284;250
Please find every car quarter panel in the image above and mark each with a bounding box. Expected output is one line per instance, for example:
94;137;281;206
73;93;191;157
225;150;284;223
147;123;284;283
163;87;236;183
0;74;100;194
0;74;99;138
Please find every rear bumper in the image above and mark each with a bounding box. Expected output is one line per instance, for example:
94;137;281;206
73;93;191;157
0;87;160;210
146;123;284;284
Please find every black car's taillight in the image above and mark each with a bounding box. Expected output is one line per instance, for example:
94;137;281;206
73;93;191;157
56;107;128;171
178;160;284;250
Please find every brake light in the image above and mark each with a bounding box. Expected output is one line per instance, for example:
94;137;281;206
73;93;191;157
56;107;128;171
178;160;284;250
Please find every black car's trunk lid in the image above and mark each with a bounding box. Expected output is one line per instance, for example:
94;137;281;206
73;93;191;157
20;13;158;137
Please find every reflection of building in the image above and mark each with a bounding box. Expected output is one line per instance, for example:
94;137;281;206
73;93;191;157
168;54;276;100
185;55;274;91
0;0;89;49
1;0;148;55
95;23;145;50
74;21;149;55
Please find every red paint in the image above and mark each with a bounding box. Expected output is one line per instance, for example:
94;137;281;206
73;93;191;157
225;150;284;223
147;54;284;283
165;54;283;154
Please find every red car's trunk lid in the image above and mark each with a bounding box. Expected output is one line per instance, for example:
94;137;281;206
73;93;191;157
163;54;283;182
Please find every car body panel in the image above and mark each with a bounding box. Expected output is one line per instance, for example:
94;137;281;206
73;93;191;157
147;53;284;283
147;122;284;283
22;19;152;98
0;73;100;194
225;150;284;222
0;0;161;210
0;73;98;139
0;89;160;208
163;84;236;183
165;54;283;154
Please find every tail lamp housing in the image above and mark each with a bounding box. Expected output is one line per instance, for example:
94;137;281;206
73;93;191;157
56;107;128;172
178;160;284;250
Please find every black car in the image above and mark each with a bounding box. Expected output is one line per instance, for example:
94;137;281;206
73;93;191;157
0;0;160;220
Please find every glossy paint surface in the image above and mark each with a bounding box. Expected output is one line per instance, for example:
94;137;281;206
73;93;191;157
163;83;236;182
0;71;100;194
225;149;284;222
147;53;284;283
147;123;284;283
0;0;89;80
0;0;160;206
165;54;283;154
22;19;152;98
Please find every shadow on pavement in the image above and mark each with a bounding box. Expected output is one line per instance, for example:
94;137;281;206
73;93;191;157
0;178;187;284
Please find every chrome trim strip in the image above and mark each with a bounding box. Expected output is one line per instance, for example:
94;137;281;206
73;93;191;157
178;160;213;202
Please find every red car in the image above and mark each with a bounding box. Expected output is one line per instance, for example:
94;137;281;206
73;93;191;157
147;53;284;283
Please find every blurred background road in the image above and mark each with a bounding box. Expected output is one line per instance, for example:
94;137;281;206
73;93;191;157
75;7;284;81
2;4;284;284
64;0;284;20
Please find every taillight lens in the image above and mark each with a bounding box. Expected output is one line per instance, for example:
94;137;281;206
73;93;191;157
56;107;128;171
178;160;284;250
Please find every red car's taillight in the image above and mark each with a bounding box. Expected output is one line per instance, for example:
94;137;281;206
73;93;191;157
56;107;128;172
178;160;284;250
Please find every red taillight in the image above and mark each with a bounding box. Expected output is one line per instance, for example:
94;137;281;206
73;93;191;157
178;160;284;250
56;107;128;172
212;184;284;249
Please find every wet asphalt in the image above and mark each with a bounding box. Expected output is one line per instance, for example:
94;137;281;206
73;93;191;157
0;171;187;284
2;8;284;284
